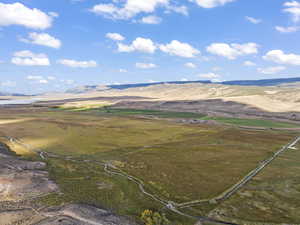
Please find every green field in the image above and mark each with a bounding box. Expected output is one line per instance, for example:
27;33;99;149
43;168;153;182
201;116;299;128
61;106;207;119
0;108;298;224
59;106;300;128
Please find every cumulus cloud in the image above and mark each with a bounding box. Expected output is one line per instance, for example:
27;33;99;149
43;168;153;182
106;32;125;41
58;59;98;68
245;16;262;24
258;66;286;74
185;62;197;68
159;40;200;58
136;62;157;69
140;15;162;24
116;38;200;58
263;50;300;65
118;37;157;53
90;0;169;20
0;2;55;29
12;50;50;66
198;72;220;79
283;1;300;22
275;26;300;33
20;32;61;49
206;42;259;59
192;0;236;8
243;61;256;66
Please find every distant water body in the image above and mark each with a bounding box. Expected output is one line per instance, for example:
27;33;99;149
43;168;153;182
0;99;39;105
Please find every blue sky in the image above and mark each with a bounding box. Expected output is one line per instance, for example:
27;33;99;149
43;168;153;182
0;0;300;94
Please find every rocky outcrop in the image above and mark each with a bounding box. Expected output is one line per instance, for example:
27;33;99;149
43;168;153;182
0;143;137;225
35;204;136;225
0;152;58;202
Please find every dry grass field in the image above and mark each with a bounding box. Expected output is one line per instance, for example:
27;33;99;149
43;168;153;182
0;107;298;224
209;143;300;224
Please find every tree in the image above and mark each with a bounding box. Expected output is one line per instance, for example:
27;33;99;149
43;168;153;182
141;209;170;225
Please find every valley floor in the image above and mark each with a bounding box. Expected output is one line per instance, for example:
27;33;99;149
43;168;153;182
0;105;299;225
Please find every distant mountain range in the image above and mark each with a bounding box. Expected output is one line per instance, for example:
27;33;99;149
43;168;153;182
0;92;28;97
67;77;300;94
221;77;300;86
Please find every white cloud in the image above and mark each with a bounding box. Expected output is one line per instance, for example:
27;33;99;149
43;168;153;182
185;62;197;68
263;50;300;65
165;5;188;16
192;0;236;8
207;42;259;59
119;69;128;72
160;40;200;58
136;62;157;69
26;75;52;84
0;2;55;29
39;79;49;84
140;15;162;24
90;0;169;20
90;4;118;16
20;32;61;49
275;26;300;33
106;32;125;41
245;16;262;24
27;75;43;80
58;59;98;68
49;12;59;18
181;78;189;81
283;1;300;22
244;60;256;66
12;50;50;66
258;66;286;74
118;37;157;53
198;72;220;79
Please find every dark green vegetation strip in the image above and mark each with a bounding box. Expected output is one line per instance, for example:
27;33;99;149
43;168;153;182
57;106;206;118
95;107;206;118
202;116;300;128
57;106;299;128
93;107;299;128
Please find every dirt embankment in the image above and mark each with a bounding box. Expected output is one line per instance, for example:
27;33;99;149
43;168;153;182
0;142;137;225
